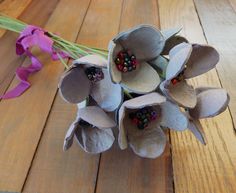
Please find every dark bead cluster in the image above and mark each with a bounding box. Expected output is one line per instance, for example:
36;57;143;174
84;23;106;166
85;67;104;82
79;119;92;127
129;107;158;130
171;71;184;85
115;50;138;73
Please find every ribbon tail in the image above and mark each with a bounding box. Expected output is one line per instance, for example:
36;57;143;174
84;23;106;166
1;81;30;99
0;51;42;99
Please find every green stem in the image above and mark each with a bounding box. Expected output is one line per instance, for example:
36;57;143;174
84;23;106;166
56;52;69;69
124;90;133;99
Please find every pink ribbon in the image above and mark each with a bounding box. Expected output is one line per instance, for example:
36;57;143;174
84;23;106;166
1;25;69;99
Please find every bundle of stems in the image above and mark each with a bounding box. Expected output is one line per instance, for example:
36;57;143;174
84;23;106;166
0;14;108;68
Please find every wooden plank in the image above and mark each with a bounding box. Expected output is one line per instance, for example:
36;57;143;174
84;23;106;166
0;0;32;38
193;0;236;127
95;1;173;193
158;0;236;192
22;0;123;192
0;0;90;192
0;0;59;97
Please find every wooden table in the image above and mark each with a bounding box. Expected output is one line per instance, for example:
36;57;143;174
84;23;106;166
0;0;236;192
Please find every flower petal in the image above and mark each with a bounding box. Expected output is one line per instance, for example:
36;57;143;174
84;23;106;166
58;66;91;104
166;43;192;80
189;88;229;119
73;54;108;68
90;69;123;112
108;41;122;83
78;106;117;129
63;118;80;151
114;25;165;61
188;119;206;145
184;44;219;78
121;62;161;94
161;27;182;40
162;36;188;55
160;80;197;108
75;126;114;153
148;56;168;77
129;126;166;158
160;101;188;131
118;105;128;149
122;92;166;109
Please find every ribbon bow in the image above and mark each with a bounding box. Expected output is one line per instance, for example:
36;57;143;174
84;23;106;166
1;25;68;99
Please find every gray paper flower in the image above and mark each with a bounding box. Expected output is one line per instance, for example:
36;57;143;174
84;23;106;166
59;55;122;112
118;92;188;158
186;87;229;144
63;105;116;153
160;43;219;108
108;25;165;94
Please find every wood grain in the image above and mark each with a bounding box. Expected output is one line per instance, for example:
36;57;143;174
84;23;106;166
0;0;90;192
0;0;59;97
95;1;173;193
22;0;123;192
193;0;236;127
159;0;236;192
0;0;32;37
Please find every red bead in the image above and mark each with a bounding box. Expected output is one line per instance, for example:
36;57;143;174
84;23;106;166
171;78;178;85
132;118;139;125
117;51;124;59
131;60;137;65
123;66;128;72
117;65;124;71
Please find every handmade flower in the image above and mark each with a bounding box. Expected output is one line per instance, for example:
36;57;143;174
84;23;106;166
59;54;122;112
118;92;188;158
185;87;229;144
63;105;116;153
160;42;219;108
108;25;165;94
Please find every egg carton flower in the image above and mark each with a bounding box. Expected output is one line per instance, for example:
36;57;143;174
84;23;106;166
108;25;165;94
118;92;188;158
63;105;116;153
185;87;229;144
160;42;219;108
59;54;122;112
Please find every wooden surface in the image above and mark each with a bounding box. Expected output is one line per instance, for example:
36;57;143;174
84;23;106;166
0;0;235;193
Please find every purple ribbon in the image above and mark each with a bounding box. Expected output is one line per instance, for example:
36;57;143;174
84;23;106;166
1;25;69;99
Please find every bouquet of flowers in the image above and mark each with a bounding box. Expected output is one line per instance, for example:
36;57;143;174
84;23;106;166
0;15;229;158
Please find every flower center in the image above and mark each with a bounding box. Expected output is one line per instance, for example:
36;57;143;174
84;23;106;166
85;67;104;83
79;119;92;127
129;107;157;130
171;71;185;85
115;50;138;73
